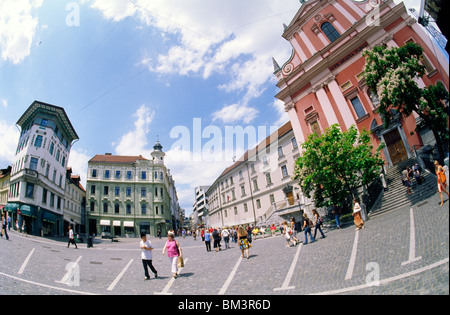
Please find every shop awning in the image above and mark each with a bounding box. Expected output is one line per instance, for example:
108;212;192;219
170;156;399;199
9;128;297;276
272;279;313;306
20;205;37;218
5;203;20;212
123;221;134;227
113;221;121;227
100;220;110;226
42;211;56;224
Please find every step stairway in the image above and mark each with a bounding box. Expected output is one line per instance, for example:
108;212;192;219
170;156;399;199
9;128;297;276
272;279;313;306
369;158;437;217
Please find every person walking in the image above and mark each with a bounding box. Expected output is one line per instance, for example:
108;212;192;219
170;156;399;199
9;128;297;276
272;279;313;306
289;217;300;244
162;231;183;279
140;232;158;280
237;226;251;259
1;214;8;240
212;228;222;252
352;198;365;231
435;160;449;207
402;167;412;195
332;204;342;229
222;227;230;249
302;213;315;244
283;221;297;247
204;229;212;252
312;209;326;239
67;226;77;249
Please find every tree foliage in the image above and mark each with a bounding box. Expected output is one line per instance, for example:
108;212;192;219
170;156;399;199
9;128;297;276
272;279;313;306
293;124;385;209
363;42;449;160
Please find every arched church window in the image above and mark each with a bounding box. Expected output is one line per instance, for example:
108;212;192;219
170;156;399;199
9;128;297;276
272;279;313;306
321;22;340;42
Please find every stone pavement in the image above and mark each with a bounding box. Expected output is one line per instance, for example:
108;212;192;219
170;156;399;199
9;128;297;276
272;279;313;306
0;191;448;296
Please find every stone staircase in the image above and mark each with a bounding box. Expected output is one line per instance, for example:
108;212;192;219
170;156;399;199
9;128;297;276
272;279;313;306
369;158;437;218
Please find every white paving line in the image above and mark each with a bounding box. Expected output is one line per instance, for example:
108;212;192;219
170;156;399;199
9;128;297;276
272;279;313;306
0;271;97;295
345;230;359;280
402;208;422;266
218;256;242;295
274;244;303;291
154;258;189;295
107;259;134;291
18;248;35;275
310;258;449;295
55;256;82;285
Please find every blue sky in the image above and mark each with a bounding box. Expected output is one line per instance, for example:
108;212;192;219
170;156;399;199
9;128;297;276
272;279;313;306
0;0;422;214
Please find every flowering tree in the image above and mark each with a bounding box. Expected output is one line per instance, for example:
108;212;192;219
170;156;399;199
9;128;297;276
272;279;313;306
293;124;385;209
363;42;449;161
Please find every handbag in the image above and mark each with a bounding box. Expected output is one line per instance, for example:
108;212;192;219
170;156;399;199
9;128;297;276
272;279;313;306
177;256;185;268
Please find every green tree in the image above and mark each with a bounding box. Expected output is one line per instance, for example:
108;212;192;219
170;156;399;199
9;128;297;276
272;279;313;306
363;42;449;162
293;124;385;209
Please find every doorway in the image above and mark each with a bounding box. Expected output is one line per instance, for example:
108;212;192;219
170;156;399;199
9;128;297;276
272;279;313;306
384;128;408;165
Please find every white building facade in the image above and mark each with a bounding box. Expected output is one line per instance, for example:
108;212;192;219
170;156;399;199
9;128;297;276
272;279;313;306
207;122;312;228
192;186;210;228
6;101;79;236
86;142;177;238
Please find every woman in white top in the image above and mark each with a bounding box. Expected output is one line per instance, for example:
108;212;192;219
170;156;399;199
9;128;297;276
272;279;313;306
352;198;365;231
283;221;297;247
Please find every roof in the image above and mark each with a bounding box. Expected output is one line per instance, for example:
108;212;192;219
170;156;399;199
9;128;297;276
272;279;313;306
16;100;79;143
219;121;293;178
89;154;148;164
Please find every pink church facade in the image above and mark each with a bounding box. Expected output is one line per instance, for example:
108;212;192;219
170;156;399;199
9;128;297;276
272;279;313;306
274;0;449;168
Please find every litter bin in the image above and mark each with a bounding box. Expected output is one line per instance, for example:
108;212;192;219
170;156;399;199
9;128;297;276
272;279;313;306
87;235;93;248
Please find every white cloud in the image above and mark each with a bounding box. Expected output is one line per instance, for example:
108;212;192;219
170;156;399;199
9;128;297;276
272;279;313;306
1;99;7;108
68;148;91;189
0;0;43;64
271;99;289;128
212;103;259;125
0;120;20;163
84;0;299;122
113;104;155;156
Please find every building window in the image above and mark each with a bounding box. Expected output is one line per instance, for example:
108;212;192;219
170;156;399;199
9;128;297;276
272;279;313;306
49;142;54;155
34;136;43;148
281;165;289;178
321;22;340;42
234;207;238;215
241;185;246;196
292;137;298;149
278;146;284;158
270;194;275;204
244;203;248;213
351;96;366;119
161;205;164;215
115;187;120;196
154;171;158;180
127;171;132;180
141;171;146;180
90;202;95;212
256;199;261;209
92;169;97;178
155;206;159;215
103;203;108;213
41;119;48;127
311;121;322;136
126;204;131;215
141;188;146;197
30;157;38;171
104;186;109;195
26;183;34;198
91;185;96;194
141;204;147;215
115;203;120;214
42;188;48;204
115;171;121;179
126;187;132;197
105;170;110;179
253;179;259;191
266;173;272;186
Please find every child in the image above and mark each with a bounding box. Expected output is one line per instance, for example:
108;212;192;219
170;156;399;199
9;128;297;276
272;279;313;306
140;232;158;280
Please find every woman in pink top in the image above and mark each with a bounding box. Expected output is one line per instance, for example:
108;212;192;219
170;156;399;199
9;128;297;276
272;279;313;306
162;231;183;278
